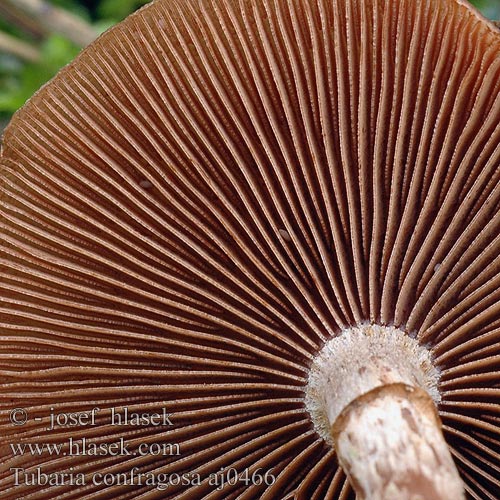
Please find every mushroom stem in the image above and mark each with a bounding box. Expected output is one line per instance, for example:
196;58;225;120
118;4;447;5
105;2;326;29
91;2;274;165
306;325;466;499
331;384;465;500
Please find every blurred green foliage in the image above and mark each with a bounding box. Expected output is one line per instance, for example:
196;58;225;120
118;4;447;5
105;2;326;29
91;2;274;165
97;0;150;21
0;35;80;113
0;0;150;131
472;0;500;18
0;0;499;133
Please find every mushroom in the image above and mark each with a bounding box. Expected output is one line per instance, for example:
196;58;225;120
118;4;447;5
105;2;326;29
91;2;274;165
0;0;499;498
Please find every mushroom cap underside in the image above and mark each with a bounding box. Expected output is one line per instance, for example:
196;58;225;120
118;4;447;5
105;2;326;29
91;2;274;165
1;0;500;498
